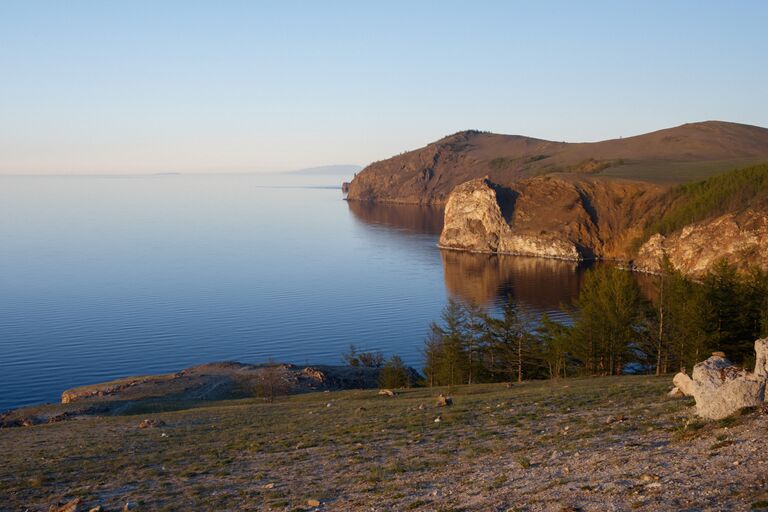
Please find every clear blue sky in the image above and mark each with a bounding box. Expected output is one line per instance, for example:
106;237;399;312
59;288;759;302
1;1;767;174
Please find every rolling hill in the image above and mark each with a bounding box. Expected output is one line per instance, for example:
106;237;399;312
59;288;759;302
346;121;768;205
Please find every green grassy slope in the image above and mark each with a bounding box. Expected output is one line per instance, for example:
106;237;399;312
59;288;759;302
635;162;768;246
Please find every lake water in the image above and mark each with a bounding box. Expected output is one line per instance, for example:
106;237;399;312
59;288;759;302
0;173;590;410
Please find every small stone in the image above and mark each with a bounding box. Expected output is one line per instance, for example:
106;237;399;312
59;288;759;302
307;498;321;507
50;498;81;512
138;418;166;429
378;389;395;397
326;402;332;408
263;482;275;489
434;415;442;423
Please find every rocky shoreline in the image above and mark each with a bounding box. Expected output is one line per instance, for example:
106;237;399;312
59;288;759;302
1;362;419;428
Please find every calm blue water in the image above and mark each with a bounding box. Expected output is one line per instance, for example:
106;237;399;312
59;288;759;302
0;174;586;410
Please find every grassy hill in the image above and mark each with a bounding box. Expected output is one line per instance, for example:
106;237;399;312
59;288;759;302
347;121;768;205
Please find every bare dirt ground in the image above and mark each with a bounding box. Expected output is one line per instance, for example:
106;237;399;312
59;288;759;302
2;375;767;511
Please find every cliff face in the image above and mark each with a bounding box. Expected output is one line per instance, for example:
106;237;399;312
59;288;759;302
439;176;663;261
348;121;768;205
634;210;768;277
439;176;768;275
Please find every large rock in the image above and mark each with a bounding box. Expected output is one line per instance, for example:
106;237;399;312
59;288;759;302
439;178;589;260
690;352;766;420
438;178;511;253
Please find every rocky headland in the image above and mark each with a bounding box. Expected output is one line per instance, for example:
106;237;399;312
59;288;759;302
438;175;662;261
346;121;768;206
347;121;768;277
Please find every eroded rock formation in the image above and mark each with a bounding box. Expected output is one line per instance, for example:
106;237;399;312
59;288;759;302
438;176;661;261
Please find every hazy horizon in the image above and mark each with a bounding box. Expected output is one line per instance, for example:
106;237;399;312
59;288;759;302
2;1;767;175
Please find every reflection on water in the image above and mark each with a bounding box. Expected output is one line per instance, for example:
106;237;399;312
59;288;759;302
346;200;444;235
440;250;589;310
347;200;590;321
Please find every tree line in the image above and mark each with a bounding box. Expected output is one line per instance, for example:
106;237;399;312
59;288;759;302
423;259;768;386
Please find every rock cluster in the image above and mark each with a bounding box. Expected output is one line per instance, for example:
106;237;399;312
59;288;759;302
635;210;768;277
671;339;768;420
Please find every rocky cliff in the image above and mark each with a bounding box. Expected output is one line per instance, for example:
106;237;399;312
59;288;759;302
438;176;663;261
634;210;768;277
438;173;768;276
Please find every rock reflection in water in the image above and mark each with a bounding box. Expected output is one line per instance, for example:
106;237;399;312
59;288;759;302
440;250;589;310
346;200;444;235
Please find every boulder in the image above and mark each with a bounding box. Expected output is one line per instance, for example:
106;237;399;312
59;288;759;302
691;352;766;420
672;372;695;397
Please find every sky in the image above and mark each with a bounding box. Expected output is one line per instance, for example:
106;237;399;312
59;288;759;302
1;1;767;174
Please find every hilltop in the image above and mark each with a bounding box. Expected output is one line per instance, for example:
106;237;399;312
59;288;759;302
346;121;768;205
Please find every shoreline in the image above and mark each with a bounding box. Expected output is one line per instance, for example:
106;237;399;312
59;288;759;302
1;361;419;428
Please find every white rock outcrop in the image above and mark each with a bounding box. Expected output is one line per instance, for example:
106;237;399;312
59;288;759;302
438;178;582;260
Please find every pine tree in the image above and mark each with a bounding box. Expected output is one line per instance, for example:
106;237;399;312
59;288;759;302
571;266;643;375
483;298;538;383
